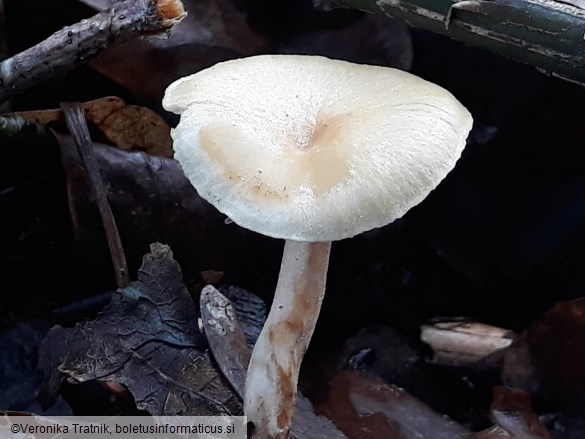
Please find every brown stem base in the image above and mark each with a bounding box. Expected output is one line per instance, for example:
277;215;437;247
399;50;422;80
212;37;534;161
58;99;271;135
245;240;331;439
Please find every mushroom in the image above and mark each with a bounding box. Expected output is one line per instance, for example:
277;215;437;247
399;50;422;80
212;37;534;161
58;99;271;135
163;55;473;438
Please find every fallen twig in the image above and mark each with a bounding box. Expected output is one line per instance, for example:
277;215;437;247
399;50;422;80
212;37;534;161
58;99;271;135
0;0;186;102
61;102;130;289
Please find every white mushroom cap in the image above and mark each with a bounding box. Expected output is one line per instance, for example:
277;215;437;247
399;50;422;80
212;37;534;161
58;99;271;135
163;55;472;242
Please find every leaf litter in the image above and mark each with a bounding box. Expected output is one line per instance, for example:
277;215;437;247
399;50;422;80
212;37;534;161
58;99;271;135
38;243;242;416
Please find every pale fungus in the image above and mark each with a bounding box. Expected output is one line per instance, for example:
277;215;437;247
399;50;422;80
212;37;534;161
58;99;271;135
163;54;473;438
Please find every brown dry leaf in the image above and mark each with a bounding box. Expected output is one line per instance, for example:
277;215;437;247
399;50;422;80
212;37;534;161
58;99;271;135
13;96;123;126
97;104;172;157
13;97;173;157
336;325;464;417
38;243;241;415
475;386;551;439
489;386;551;438
316;370;470;439
502;298;585;409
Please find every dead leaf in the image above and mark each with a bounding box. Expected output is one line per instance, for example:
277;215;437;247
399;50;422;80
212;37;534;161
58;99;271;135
337;325;472;419
38;243;242;415
96;104;172;156
215;285;267;348
316;370;470;439
502;298;585;410
489;386;551;439
14;96;124;126
13;97;173;157
200;285;251;400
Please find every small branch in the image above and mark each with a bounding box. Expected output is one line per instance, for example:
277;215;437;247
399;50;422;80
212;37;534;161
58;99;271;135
0;0;186;103
61;102;131;290
316;0;585;85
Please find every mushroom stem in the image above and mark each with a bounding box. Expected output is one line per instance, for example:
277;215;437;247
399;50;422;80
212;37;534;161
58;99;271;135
245;240;332;439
